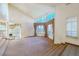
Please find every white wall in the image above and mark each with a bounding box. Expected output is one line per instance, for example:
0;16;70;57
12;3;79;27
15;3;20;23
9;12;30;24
8;3;79;45
8;5;34;38
55;4;79;45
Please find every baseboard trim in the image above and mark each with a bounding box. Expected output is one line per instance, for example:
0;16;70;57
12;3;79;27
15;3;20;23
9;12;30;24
65;42;79;47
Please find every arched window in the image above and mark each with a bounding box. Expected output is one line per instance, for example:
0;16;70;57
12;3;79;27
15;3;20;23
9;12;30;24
66;16;77;37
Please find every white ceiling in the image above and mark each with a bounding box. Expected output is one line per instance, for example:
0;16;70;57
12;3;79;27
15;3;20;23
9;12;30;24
9;3;66;19
10;3;70;19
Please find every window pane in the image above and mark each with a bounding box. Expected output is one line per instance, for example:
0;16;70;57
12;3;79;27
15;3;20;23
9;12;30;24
0;24;6;30
66;16;77;37
71;32;77;36
71;22;77;31
34;13;56;23
67;23;72;31
48;24;53;36
67;31;72;36
36;25;44;32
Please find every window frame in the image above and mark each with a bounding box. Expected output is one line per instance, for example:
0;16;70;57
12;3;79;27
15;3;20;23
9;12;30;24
66;16;78;38
0;23;7;37
47;24;53;36
36;25;45;34
0;23;6;31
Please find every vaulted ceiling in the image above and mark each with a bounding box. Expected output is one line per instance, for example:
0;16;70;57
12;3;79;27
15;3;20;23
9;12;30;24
9;3;57;19
9;3;71;19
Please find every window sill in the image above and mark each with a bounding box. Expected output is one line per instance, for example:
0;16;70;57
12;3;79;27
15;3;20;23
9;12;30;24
66;35;78;39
